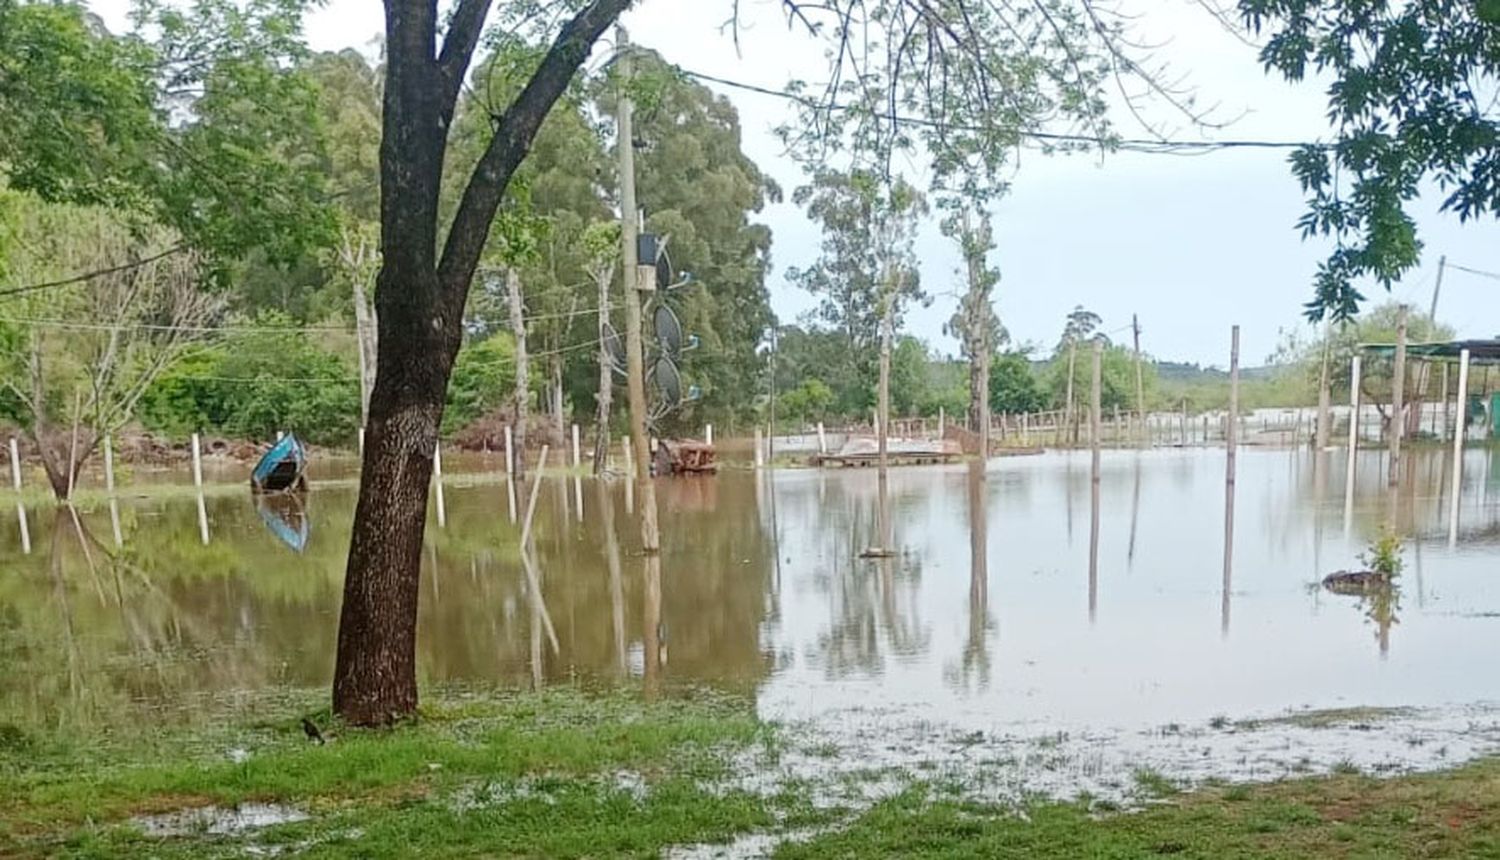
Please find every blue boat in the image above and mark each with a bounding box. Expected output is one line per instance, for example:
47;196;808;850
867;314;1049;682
251;434;308;493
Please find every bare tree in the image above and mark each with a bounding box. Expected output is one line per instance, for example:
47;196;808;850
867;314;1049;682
2;206;219;498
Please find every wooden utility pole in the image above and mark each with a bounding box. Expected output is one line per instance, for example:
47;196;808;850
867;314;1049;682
616;27;658;552
1132;314;1146;446
1389;306;1407;487
1429;254;1447;322
506;267;528;478
591;260;614;475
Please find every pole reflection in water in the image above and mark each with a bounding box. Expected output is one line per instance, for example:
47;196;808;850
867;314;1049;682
518;449;559;689
108;496;123;548
597;480;627;676
1127;454;1141;568
1088;470;1100;623
642;552;663;699
574;476;584;522
15;502;31;555
962;461;990;689
195;491;210;546
506;475;517;524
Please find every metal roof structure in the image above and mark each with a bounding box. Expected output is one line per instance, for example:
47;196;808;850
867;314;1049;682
1358;339;1500;364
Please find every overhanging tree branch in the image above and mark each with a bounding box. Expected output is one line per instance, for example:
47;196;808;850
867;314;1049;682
436;0;630;300
439;0;496;107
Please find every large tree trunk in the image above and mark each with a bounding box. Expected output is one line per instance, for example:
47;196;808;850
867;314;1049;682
333;0;629;726
507;267;529;478
334;267;458;726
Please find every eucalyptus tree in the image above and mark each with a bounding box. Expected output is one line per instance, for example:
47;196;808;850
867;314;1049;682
943;209;1004;446
0;0;333;266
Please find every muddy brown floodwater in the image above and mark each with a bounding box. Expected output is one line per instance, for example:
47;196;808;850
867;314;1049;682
5;447;1500;798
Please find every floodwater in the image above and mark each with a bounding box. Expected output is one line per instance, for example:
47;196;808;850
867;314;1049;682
5;446;1500;794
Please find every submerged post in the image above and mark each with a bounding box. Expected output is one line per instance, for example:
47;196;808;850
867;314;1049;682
1441;363;1451;441
754;427;764;468
504;425;515;475
9;437;21;491
103;435;116;494
1389;306;1408;487
705;423;714;446
571;424;581;469
433;441;446;529
1345;355;1362;537
816;421;827;454
191;432;204;489
15;503;30;555
1448;349;1471;547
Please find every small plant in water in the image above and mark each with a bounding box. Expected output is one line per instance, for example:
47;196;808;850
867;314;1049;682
1362;530;1405;578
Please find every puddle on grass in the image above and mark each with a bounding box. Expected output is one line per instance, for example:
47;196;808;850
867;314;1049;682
134;803;309;837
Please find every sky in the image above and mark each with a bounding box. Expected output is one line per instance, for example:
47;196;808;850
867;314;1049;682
91;0;1499;367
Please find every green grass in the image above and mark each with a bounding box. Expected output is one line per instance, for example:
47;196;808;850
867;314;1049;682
774;759;1500;858
0;687;775;859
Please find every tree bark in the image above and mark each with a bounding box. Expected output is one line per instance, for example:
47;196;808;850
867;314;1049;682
334;0;627;726
508;267;529;478
960;210;991;458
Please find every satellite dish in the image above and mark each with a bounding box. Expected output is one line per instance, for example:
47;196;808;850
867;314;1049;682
654;304;684;356
602;323;626;375
655;245;674;291
651;355;683;405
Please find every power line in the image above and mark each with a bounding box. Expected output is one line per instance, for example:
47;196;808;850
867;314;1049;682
1449;262;1500;282
677;67;1328;155
0;245;189;300
0;301;626;336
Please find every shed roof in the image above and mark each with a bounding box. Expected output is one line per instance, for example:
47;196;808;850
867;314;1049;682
1358;339;1500;364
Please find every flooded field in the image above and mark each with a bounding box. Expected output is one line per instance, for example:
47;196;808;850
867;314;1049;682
5;447;1500;798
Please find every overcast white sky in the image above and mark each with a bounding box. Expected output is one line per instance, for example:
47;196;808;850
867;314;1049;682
93;0;1498;366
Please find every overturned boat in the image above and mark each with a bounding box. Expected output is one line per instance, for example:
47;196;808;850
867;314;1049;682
251;434;308;493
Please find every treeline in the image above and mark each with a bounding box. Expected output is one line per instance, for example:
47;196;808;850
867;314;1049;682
0;1;777;476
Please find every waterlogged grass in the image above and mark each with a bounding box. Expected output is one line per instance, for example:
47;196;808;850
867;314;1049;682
6;690;1500;858
0;687;776;858
774;759;1500;859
